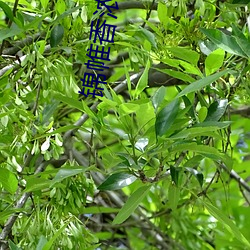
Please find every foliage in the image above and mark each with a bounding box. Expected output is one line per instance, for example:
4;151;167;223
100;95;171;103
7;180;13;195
1;0;250;249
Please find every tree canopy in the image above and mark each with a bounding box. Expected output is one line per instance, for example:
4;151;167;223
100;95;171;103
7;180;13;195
1;0;250;249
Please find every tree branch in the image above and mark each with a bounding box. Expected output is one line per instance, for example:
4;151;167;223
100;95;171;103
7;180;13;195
0;161;48;241
2;32;46;56
219;163;250;193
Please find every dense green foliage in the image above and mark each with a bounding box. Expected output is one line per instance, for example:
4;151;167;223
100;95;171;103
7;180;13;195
1;0;250;249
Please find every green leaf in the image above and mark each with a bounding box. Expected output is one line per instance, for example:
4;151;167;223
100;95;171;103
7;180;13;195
14;14;24;28
41;101;60;125
168;47;200;65
205;99;228;122
119;103;140;115
203;201;250;248
231;24;246;40
205;49;225;75
50;24;64;47
232;0;250;4
0;209;23;223
170;166;181;186
42;223;69;250
178;61;203;76
200;28;247;58
40;0;49;9
112;185;151;224
155;99;179;137
36;235;48;250
176;69;231;98
185;167;204;187
98;172;137;191
183;155;203;168
34;125;79;140
134;59;150;98
24;177;51;192
137;27;157;49
51;167;86;186
151;86;166;111
25;12;52;30
0;25;23;42
194;121;231;129
179;93;196;119
170;143;228;164
168;182;180;210
170;126;220;139
9;241;22;250
0;1;14;21
80;206;120;214
53;5;83;24
234;36;250;58
156;67;195;83
53;92;85;112
199;39;218;55
198;106;208;122
0;168;18;194
157;2;168;24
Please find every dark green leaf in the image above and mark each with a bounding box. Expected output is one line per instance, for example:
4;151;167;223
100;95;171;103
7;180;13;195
14;15;24;28
183;155;203;168
53;93;85;112
203;201;250;247
0;1;14;21
170;126;220;139
25;12;52;30
151;86;166;111
117;153;132;167
170;166;181;186
42;101;60;125
155;99;179;137
205;99;228;122
194;121;231;129
0;26;23;42
113;185;151;224
156;68;195;83
51;167;86;186
50;24;64;47
9;241;22;250
231;24;247;40
200;28;247;58
0;168;18;194
134;59;150;97
0;209;23;223
168;182;180;210
54;5;83;24
234;36;250;58
98;172;137;191
179;92;196;119
232;0;250;4
177;70;231;98
185;167;204;187
136;27;157;49
36;236;48;250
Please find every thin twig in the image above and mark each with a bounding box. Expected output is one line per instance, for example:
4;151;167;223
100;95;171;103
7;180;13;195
219;163;250;193
142;0;156;28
